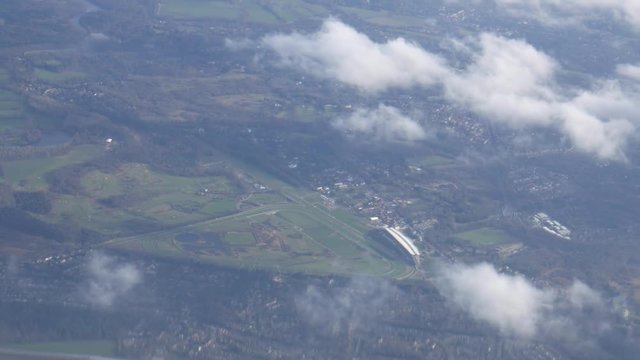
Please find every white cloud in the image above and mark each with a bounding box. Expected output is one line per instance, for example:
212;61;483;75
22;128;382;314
296;277;399;334
224;38;255;51
568;280;605;310
617;63;640;81
262;18;448;93
82;252;141;307
437;262;552;338
493;0;640;30
332;104;427;142
261;19;640;161
445;35;638;160
436;262;607;340
443;33;558;128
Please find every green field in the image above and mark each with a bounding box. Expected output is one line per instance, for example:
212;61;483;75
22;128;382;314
2;138;415;277
0;68;9;83
409;154;454;168
338;6;428;27
1;145;102;190
0;89;22;129
37;162;242;235
454;227;514;247
263;0;328;23
158;0;328;23
107;198;412;278
159;0;279;24
3;340;116;357
224;231;255;246
2;152;245;236
33;68;85;83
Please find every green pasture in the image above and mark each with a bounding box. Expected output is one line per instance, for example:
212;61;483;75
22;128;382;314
454;227;514;247
0;89;22;129
34;68;85;83
266;0;328;22
0;68;9;82
3;340;116;357
105;203;408;277
159;0;278;24
224;231;255;246
1;145;102;190
5;159;243;236
42;163;241;232
158;0;328;23
409;154;454;168
338;6;427;27
95;151;415;278
248;192;288;205
279;210;362;257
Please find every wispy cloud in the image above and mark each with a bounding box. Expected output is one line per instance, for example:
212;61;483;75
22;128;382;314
82;252;142;307
262;19;448;93
445;34;636;160
332;104;427;143
617;63;640;81
260;19;640;160
224;38;255;51
295;277;399;334
436;262;608;342
492;0;640;30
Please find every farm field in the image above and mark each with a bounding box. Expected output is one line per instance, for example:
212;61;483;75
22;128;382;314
107;203;411;278
1;340;116;358
1;136;412;276
409;154;455;168
33;68;85;83
104;157;415;279
158;0;279;23
158;0;328;23
1;145;102;190
42;162;242;235
0;89;23;129
338;5;428;27
454;227;514;247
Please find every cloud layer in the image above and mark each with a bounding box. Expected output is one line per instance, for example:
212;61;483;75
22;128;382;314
262;19;447;93
261;19;640;160
82;252;142;307
295;277;399;334
436;262;607;341
493;0;640;30
332;104;427;142
617;63;640;81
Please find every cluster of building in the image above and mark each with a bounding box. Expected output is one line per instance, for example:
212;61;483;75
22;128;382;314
532;212;571;240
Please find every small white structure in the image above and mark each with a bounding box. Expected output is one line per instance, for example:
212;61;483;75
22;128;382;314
384;227;421;266
532;212;571;240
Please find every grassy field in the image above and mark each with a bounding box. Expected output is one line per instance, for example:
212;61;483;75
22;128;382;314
224;231;255;246
264;0;328;22
454;227;514;247
3;139;414;277
278;210;362;257
44;194;134;235
1;145;102;190
409;154;454;168
158;0;328;23
3;340;116;357
2;152;244;236
0;89;22;129
338;6;428;27
33;68;85;83
106;199;411;278
159;0;279;24
0;68;9;83
37;162;242;235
